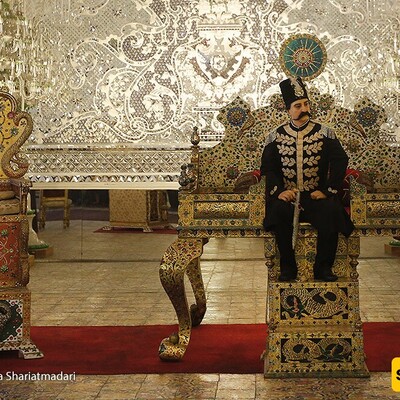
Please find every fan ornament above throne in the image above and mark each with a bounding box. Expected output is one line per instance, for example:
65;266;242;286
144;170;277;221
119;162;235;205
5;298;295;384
279;33;327;81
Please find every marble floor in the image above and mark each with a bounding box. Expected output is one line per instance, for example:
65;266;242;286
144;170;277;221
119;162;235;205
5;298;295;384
2;218;400;399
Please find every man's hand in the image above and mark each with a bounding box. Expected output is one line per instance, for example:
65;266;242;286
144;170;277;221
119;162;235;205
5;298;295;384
310;190;327;200
278;189;297;202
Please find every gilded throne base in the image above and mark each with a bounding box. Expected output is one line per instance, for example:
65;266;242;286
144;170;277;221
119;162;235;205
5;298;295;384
158;224;369;378
264;224;369;378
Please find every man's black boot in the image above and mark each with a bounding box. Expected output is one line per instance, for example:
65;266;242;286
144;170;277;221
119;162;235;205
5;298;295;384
278;268;297;282
314;264;338;282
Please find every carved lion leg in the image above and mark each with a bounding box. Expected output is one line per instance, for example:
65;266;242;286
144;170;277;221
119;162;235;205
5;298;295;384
186;239;208;327
158;238;204;361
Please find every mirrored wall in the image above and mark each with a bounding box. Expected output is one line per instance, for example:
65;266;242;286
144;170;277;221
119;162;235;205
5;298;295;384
10;0;398;187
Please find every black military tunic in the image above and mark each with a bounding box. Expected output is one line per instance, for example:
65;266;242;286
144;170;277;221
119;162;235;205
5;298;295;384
261;120;354;236
260;120;355;276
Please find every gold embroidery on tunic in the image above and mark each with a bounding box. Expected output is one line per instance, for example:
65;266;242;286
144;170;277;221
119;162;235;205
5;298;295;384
304;142;323;155
303;156;321;166
277;144;295;155
281;156;296;167
283;168;296;178
303;177;319;190
284;179;297;190
277;122;326;191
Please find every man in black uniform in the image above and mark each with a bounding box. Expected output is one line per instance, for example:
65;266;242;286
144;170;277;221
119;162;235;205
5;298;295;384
260;77;354;282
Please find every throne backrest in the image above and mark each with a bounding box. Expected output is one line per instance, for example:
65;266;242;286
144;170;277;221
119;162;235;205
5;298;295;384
186;90;399;194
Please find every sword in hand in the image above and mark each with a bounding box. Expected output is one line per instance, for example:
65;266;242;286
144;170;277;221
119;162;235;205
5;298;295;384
292;190;301;250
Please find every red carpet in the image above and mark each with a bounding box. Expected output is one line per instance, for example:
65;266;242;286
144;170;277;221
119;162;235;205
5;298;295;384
94;226;177;234
0;323;397;375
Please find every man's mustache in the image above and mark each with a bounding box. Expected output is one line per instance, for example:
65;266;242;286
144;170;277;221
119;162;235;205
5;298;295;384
294;111;311;120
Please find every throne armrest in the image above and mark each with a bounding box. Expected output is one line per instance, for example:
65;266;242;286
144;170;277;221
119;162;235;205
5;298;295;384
178;180;265;229
350;176;400;231
233;170;262;193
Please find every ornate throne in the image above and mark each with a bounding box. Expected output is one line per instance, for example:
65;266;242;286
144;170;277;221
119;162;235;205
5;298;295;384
158;91;399;377
0;89;43;358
